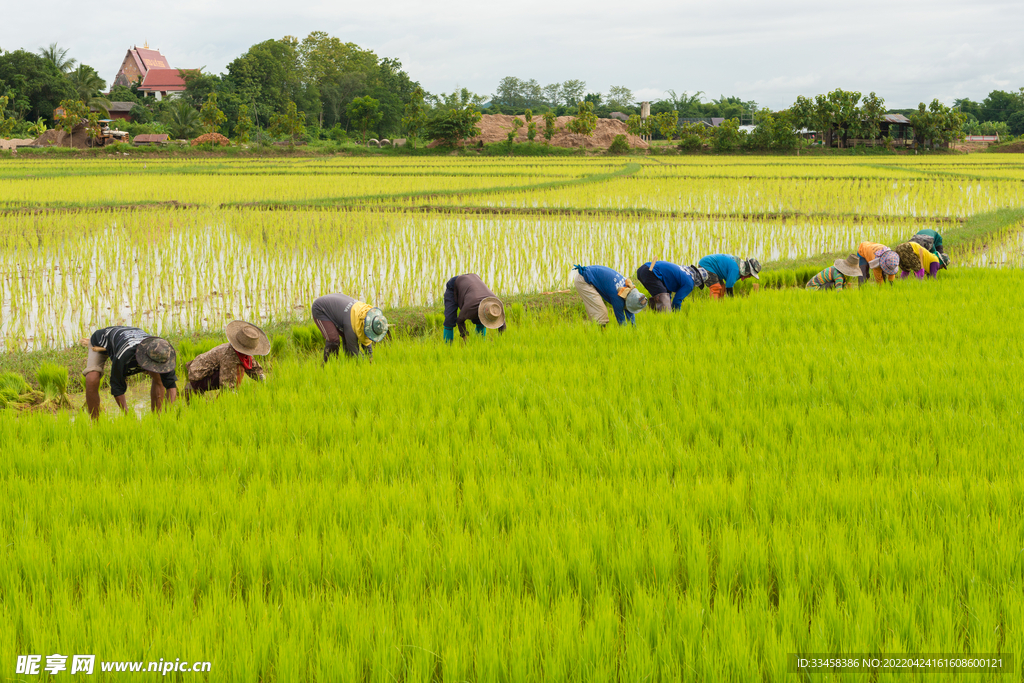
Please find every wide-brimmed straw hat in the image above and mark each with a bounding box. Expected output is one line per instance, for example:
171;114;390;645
879;250;900;276
225;320;271;356
625;288;647;313
834;255;862;278
135;337;176;373
478;296;505;329
364;308;389;342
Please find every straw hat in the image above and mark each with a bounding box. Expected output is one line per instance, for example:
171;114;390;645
135;337;177;373
225;320;271;356
833;254;862;278
364;308;389;342
478;296;505;329
625;288;647;313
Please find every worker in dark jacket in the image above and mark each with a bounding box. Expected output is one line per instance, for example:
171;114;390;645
443;274;506;342
911;228;945;256
83;326;177;420
636;261;708;312
572;264;647;325
311;293;388;363
697;254;761;299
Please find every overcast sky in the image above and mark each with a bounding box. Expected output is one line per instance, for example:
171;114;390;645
4;0;1023;110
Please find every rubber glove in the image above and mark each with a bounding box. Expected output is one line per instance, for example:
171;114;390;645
443;326;454;343
475;323;486;336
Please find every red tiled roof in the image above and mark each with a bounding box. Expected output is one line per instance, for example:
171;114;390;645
139;68;190;91
134;48;170;71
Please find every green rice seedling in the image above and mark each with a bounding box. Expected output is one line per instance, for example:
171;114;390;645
0;269;1023;680
0;371;31;407
35;362;71;410
271;334;290;358
507;303;525;325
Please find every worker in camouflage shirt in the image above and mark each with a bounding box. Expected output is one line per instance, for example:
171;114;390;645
184;321;268;399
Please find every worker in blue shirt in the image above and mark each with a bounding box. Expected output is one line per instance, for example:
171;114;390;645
697;254;761;299
571;264;647;326
636;261;709;312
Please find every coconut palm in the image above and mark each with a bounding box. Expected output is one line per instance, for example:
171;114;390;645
37;43;77;74
67;65;111;117
162;99;203;140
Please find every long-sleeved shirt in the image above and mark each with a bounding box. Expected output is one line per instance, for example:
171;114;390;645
573;265;634;325
806;266;850;290
908;241;939;271
643;261;695;309
186;343;265;389
914;228;944;254
89;326;177;397
311;293;372;358
698;254;741;289
857;242;895;284
443;274;507;337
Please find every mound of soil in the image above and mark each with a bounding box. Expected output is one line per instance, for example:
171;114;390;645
433;114;648;150
988;141;1024;153
191;133;231;146
31;126;91;149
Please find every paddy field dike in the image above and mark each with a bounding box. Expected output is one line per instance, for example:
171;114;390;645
2;154;1023;681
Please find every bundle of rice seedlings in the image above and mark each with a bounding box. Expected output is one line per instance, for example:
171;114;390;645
0;372;44;410
36;363;72;411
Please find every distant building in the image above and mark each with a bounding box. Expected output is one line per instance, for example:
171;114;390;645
113;45;173;88
113;44;195;100
91;102;134;121
879;113;912;141
138;68;192;100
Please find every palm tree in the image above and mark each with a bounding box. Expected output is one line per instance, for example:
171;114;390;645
67;65;111;117
37;43;77;74
162;100;203;140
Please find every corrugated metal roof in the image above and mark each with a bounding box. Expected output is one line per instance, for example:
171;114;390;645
139;68;188;91
883;114;911;124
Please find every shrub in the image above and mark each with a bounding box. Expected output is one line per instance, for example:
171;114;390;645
608;135;630;155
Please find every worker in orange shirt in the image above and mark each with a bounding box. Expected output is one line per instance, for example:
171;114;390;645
857;242;900;284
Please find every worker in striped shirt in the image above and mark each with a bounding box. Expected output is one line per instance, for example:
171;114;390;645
806;256;862;290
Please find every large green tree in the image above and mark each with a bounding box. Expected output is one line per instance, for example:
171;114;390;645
0;49;77;123
67;64;110;117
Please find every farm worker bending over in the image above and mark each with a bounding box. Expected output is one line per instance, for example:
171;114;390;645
443;273;506;342
903;240;948;278
83;326;177;420
910;228;945;257
571;264;647;325
697;254;761;299
311;293;389;363
806;256;861;290
636;261;708;312
183;321;268;399
856;242;900;284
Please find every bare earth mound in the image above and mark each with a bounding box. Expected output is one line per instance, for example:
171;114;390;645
31;127;91;149
456;114;647;150
192;133;231;146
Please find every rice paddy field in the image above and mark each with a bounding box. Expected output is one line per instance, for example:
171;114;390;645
2;154;1024;681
